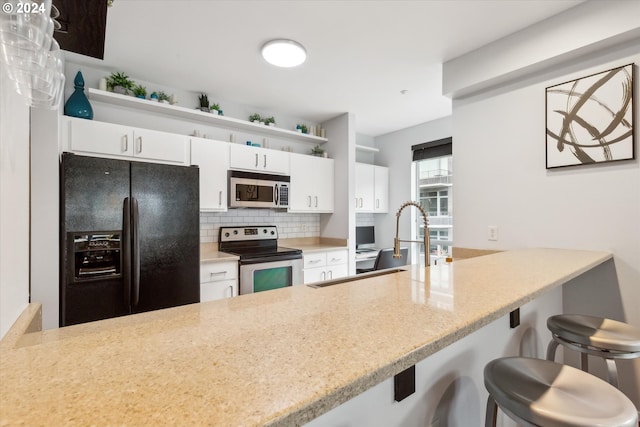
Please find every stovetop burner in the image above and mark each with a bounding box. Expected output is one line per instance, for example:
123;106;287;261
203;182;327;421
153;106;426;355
218;226;302;261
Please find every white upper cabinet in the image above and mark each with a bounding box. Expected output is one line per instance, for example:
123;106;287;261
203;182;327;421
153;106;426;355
190;137;229;212
62;117;189;165
289;153;334;213
355;163;389;213
355;163;374;212
373;165;389;213
228;144;289;175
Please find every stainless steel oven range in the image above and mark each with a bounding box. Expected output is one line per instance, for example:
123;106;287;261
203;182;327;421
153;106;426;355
218;226;302;294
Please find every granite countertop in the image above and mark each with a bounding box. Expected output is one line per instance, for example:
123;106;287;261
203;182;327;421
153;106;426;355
0;248;611;426
200;243;239;263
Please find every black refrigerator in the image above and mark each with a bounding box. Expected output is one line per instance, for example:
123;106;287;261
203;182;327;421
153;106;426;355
60;152;200;327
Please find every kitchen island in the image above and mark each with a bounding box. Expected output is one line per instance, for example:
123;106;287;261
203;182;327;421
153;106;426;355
0;248;612;426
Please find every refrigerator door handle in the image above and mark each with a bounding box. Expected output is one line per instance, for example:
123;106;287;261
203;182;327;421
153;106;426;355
123;197;132;309
132;197;141;307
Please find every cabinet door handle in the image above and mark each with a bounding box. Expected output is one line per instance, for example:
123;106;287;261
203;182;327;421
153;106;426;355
219;190;222;206
328;270;333;279
308;196;312;207
228;285;234;297
315;196;318;207
321;271;326;281
122;135;128;152
136;136;142;154
376;199;379;209
255;153;259;167
263;154;267;168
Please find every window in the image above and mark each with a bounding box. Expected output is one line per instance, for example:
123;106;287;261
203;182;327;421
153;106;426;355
412;138;453;265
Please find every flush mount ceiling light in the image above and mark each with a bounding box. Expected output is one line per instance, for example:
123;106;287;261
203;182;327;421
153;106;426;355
261;39;306;68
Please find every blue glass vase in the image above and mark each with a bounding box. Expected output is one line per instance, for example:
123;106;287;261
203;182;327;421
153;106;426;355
64;71;93;120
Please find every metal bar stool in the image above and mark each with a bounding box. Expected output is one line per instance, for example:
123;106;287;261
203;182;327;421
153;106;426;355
484;357;638;427
546;314;640;387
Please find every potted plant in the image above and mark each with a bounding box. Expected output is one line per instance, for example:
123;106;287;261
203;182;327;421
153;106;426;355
158;91;171;104
209;103;220;115
264;116;276;127
132;84;147;99
106;72;134;95
249;113;261;123
198;93;209;112
300;124;308;134
149;91;159;102
311;145;325;156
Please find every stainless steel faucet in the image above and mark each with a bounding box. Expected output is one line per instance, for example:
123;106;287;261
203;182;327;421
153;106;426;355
394;201;430;267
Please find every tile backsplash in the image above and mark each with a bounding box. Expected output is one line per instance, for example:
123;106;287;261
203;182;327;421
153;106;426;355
200;209;320;243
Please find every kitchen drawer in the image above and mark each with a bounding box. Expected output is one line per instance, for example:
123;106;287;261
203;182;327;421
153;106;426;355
303;252;326;269
326;249;348;266
200;261;237;283
200;279;237;302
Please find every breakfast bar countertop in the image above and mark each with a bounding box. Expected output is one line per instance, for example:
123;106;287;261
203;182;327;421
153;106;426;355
0;248;612;426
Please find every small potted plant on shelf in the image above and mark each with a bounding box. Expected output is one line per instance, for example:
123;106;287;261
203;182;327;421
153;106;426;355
198;93;209;112
149;91;159;102
106;71;134;95
311;145;325;157
300;124;308;134
249;113;261;123
158;91;171;104
209;103;220;115
264;116;276;127
132;84;147;99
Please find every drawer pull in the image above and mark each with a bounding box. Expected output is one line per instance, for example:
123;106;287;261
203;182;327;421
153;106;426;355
210;271;227;276
308;259;322;264
329;258;341;262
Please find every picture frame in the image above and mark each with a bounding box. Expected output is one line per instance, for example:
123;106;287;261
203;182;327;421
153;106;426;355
545;63;635;169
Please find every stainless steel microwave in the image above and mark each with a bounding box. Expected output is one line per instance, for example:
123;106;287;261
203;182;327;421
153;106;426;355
228;170;290;208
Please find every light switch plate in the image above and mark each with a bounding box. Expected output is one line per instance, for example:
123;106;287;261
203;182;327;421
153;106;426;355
488;226;499;241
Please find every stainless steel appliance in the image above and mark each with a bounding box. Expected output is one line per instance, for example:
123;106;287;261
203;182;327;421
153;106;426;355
228;170;289;209
218;226;302;294
60;153;200;326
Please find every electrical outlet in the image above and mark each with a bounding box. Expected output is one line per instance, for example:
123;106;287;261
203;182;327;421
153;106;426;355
302;224;307;232
488;225;499;241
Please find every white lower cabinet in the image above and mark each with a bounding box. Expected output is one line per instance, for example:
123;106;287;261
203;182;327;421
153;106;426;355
303;249;348;284
200;260;238;302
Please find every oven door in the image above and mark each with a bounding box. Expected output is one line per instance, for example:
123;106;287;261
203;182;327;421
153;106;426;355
239;257;303;294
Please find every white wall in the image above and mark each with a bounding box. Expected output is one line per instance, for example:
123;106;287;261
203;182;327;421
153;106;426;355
452;47;640;406
374;117;452;255
0;65;31;339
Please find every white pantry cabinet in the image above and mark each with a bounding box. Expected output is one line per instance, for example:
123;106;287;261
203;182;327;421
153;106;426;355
62;116;189;165
190;137;229;211
229;144;289;175
288;153;334;213
200;260;238;302
355;163;389;213
303;249;348;284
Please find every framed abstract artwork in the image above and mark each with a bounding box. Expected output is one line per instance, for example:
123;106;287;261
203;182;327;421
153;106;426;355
545;63;635;169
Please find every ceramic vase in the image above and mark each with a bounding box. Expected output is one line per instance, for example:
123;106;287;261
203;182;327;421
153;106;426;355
64;71;93;120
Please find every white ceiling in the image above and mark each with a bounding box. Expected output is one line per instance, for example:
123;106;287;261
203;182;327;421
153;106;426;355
77;0;585;137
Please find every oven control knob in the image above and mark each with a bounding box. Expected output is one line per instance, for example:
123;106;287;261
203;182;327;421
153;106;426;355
224;232;230;238
263;229;267;234
270;230;275;235
233;230;238;235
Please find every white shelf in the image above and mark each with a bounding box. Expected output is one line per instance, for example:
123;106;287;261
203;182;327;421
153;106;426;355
87;88;328;144
355;144;379;153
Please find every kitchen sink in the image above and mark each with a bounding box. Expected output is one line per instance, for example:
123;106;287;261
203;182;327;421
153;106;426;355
307;267;407;288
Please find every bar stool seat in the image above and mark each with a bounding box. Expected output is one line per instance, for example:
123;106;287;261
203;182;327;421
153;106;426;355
484;357;638;427
546;314;640;387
